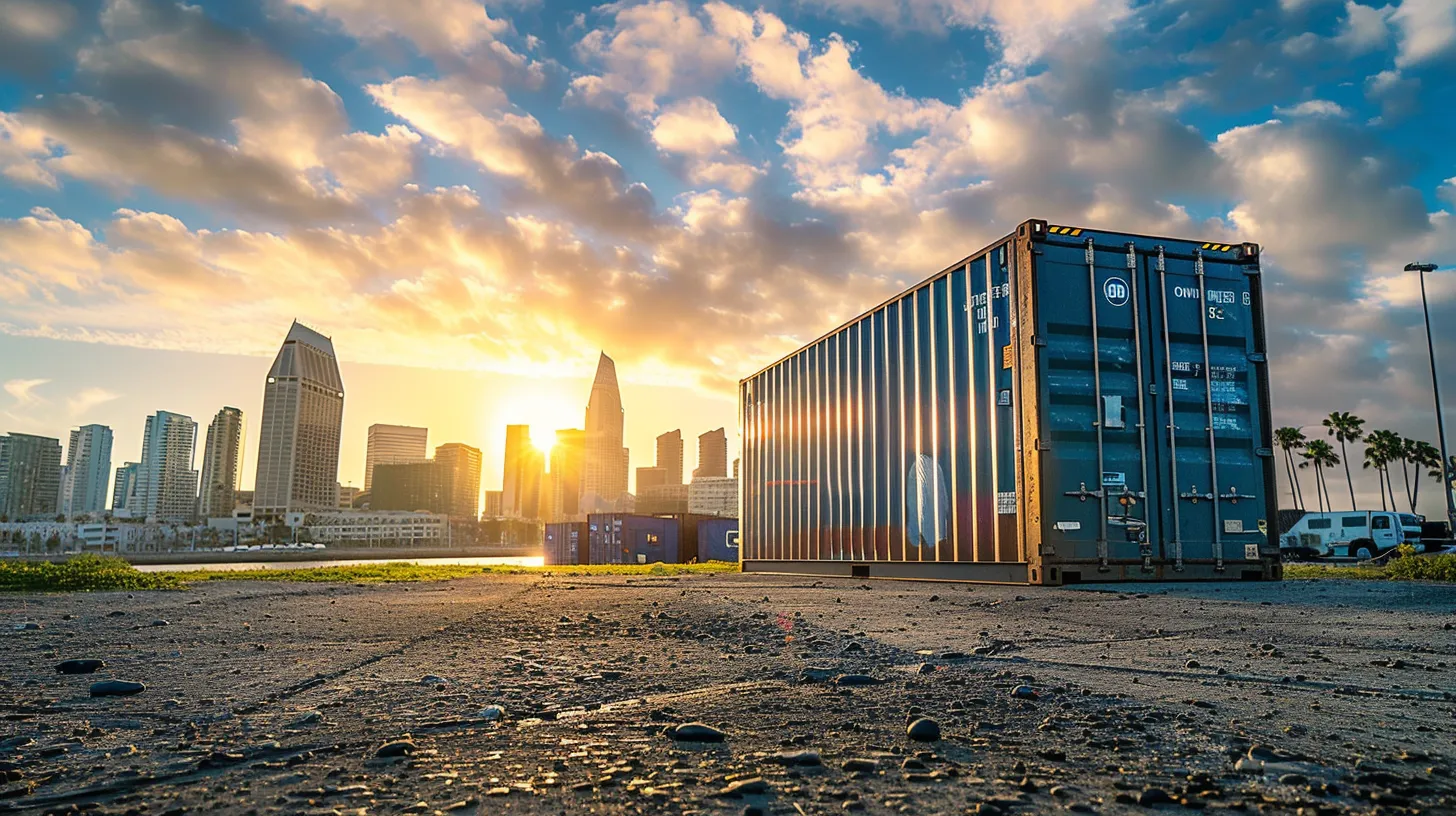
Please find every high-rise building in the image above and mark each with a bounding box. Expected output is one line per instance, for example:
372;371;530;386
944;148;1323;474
638;483;689;515
338;485;361;509
636;466;667;493
435;443;482;520
656;429;683;485
695;427;728;479
198;408;245;519
581;352;628;512
0;433;63;520
112;462;139;514
136;411;199;523
364;424;428;491
63;424;113;517
548;428;585;522
502;425;543;519
253;321;345;519
483;490;503;518
688;476;738;517
371;461;443;513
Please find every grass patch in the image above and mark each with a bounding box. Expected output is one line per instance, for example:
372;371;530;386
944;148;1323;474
0;554;185;592
1;556;740;591
1285;553;1456;583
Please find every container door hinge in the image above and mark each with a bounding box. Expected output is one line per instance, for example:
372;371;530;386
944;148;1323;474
1031;335;1047;347
1256;447;1274;458
1243;267;1261;276
1247;352;1266;363
1035;439;1051;451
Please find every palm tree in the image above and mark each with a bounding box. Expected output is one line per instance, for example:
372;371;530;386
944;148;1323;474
1323;412;1365;510
1363;430;1403;511
1299;439;1341;513
1408;440;1443;514
1274;427;1307;510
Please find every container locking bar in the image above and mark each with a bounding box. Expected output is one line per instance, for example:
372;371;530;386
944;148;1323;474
1194;248;1225;572
1126;242;1153;573
1156;245;1184;571
1085;237;1110;572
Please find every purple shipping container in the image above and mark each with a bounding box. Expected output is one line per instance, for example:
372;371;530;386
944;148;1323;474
587;514;682;565
697;518;740;563
544;522;587;566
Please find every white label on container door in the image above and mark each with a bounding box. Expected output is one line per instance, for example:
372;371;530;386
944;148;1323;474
1054;521;1081;531
1102;472;1126;487
996;492;1017;514
1224;519;1244;534
1244;543;1259;560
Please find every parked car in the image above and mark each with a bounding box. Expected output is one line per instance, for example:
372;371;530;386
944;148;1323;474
1280;511;1421;560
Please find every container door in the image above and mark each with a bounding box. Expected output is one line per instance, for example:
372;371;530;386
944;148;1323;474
1146;248;1267;571
1037;239;1157;570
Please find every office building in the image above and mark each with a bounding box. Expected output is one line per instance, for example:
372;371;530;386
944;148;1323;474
371;461;442;512
135;411;198;523
0;433;63;520
695;427;728;479
733;458;740;479
198;408;245;519
636;466;667;493
365;424;428;491
689;476;738;517
483;490;503;518
338;485;361;509
302;511;446;545
435;443;482;519
62;424;113;518
253;321;345;519
112;462;139;514
502;425;543;519
581;352;628;512
657;430;683;485
637;483;689;515
548;428;585;522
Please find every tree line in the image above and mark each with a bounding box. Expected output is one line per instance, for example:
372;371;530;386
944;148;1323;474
1275;412;1456;514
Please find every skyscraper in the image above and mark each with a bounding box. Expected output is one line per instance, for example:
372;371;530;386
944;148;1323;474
656;429;683;485
502;425;543;519
435;443;482;520
198;408;245;519
695;427;728;479
365;424;428;491
483;490;503;518
636;466;667;493
0;433;63;520
136;411;199;523
63;424;113;517
371;461;442;512
581;352;628;512
548;428;585;522
253;321;345;519
112;462;139;514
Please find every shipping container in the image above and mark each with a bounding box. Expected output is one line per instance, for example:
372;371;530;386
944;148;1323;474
587;514;689;565
544;522;587;566
697;518;741;563
739;219;1281;584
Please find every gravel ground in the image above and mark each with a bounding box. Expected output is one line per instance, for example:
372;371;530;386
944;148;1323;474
1;574;1454;815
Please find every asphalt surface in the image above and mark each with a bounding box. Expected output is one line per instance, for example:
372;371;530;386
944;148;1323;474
1;574;1454;814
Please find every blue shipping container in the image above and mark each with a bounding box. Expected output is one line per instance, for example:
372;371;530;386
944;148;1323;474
587;514;681;565
739;219;1280;585
544;522;587;566
697;518;740;563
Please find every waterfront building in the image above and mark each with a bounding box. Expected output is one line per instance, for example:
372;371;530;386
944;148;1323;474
370;461;442;513
136;411;198;523
548;428;585;522
364;424;428;491
198;408;245;519
657;429;683;485
62;424;113;517
483;489;503;518
434;443;481;520
112;462;139;514
338;485;361;508
688;476;738;518
502;425;543;519
695;427;728;479
637;483;689;515
636;466;667;493
253;321;345;519
0;433;63;520
581;352;628;512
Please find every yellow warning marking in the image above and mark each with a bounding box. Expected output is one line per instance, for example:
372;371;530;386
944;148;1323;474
1049;226;1084;236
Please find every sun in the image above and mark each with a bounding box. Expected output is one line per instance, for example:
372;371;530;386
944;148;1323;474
530;425;557;454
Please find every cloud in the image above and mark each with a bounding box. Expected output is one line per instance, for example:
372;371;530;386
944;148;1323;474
1391;0;1456;66
3;378;50;406
1274;99;1350;117
572;0;739;113
67;387;120;417
651;97;737;156
0;0;79;76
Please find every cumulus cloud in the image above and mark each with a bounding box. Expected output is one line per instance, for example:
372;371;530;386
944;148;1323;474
1274;99;1350;117
651;97;737;155
1391;0;1456;66
0;0;79;76
572;0;738;113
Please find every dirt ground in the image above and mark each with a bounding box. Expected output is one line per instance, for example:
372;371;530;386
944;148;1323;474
1;573;1453;814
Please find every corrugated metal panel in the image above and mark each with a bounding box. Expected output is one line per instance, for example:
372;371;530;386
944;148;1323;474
586;514;680;565
544;522;586;566
740;218;1280;584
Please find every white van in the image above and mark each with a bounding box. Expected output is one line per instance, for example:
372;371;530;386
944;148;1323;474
1281;511;1422;560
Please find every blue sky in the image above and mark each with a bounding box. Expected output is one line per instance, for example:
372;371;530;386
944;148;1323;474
0;0;1454;509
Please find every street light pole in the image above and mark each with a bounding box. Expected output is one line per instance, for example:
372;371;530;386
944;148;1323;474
1407;262;1454;532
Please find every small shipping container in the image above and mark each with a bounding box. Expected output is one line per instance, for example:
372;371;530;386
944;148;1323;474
544;522;587;566
587;514;689;565
739;219;1281;584
697;518;741;563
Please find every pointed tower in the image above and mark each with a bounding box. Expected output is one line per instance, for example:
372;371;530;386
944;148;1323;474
253;321;344;520
581;352;628;512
